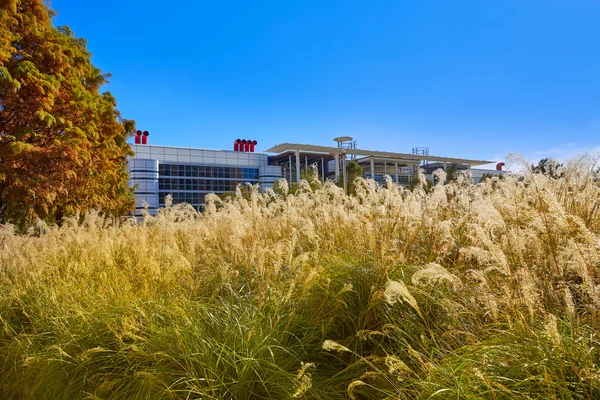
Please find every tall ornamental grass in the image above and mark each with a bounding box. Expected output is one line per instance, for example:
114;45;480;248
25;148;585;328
0;154;599;399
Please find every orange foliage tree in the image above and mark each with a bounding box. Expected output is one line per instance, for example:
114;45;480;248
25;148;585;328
0;0;135;226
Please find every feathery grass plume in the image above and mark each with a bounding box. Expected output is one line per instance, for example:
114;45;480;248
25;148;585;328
411;263;462;291
544;313;562;348
347;380;368;400
418;168;427;186
384;280;419;309
337;282;354;295
465;269;500;321
563;286;576;321
292;362;315;398
385;355;411;375
432;168;447;185
356;330;386;341
322;340;352;353
1;152;600;398
515;267;541;320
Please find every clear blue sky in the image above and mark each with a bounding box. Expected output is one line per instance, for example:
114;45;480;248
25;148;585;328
52;0;600;166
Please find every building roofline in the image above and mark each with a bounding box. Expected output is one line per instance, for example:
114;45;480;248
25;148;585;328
130;143;268;155
265;142;494;166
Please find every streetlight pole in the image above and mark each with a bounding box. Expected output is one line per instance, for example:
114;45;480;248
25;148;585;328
333;136;353;194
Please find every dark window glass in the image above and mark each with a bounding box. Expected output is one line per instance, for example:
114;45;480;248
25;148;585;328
242;168;258;181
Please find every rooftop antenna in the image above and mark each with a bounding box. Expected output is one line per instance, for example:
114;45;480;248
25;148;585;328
412;146;430;166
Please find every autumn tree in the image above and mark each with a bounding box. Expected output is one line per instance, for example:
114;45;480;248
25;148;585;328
0;0;135;226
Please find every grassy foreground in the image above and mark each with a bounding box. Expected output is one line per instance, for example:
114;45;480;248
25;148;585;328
1;156;600;399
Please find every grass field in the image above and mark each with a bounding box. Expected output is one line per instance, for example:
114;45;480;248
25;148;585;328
1;155;599;399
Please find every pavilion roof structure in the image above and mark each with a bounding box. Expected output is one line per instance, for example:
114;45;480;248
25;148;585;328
354;155;421;166
265;142;494;166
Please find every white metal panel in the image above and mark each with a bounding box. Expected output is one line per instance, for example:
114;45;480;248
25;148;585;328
190;149;203;158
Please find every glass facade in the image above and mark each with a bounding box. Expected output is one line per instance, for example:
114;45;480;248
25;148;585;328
157;163;259;209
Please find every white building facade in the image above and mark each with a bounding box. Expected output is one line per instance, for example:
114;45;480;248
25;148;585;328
128;144;281;216
128;140;499;216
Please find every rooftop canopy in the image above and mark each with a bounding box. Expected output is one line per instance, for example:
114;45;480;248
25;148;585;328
265;143;494;167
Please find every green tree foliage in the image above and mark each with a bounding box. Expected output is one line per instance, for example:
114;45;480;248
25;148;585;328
445;162;460;182
480;172;502;183
219;184;252;202
272;164;322;197
531;158;564;178
300;163;322;191
0;0;135;226
337;159;363;195
408;174;433;192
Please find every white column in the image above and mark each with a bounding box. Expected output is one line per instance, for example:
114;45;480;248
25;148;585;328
288;155;292;182
296;150;301;183
370;158;375;180
468;163;473;183
342;153;348;193
395;162;399;183
321;158;325;182
335;153;340;179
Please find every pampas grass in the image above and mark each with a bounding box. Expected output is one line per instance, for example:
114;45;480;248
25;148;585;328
0;154;599;399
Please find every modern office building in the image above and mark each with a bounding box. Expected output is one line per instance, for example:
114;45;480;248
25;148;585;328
128;134;500;216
